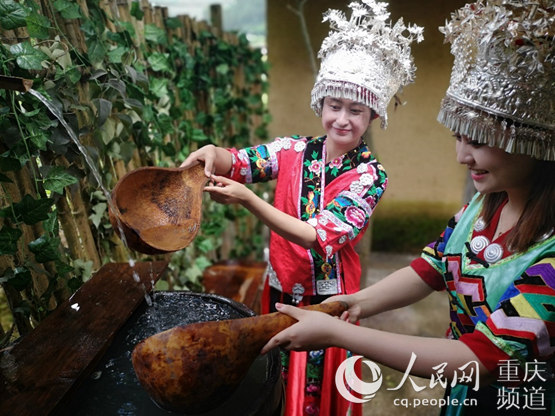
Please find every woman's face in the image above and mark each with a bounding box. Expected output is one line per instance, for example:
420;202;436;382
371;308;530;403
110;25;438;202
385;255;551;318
455;134;537;196
321;97;372;149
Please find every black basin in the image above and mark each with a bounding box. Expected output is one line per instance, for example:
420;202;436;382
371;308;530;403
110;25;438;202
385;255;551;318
57;291;283;416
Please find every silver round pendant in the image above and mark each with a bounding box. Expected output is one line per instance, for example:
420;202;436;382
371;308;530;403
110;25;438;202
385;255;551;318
474;217;486;232
470;235;489;254
484;243;503;264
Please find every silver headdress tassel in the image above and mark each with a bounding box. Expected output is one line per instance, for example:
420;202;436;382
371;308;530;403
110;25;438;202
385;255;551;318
310;0;424;128
438;0;554;161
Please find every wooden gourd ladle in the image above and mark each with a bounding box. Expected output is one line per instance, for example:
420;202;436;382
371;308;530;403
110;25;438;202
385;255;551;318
132;301;348;414
110;164;209;254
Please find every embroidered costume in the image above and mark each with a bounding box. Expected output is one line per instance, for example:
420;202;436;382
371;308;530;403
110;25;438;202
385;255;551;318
412;194;555;414
229;135;387;299
227;135;386;415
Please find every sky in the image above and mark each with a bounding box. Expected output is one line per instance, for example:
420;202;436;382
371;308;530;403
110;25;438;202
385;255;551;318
150;0;266;47
150;0;238;20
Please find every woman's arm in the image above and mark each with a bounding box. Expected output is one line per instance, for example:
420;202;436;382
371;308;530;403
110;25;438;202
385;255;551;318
206;175;318;249
328;266;435;322
261;304;492;385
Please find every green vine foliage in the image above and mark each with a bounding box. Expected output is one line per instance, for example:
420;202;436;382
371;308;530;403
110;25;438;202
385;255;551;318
0;0;270;343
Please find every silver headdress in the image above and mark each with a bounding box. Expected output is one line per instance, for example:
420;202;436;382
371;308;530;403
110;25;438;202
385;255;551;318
438;0;555;161
310;0;424;128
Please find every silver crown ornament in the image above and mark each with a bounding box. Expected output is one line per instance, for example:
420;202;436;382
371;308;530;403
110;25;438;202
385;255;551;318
437;0;554;161
310;0;424;128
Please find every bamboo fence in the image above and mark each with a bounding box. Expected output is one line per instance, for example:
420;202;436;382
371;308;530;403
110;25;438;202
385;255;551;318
0;0;265;337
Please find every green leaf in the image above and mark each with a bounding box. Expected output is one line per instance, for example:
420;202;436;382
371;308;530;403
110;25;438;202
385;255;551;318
150;77;168;98
89;202;106;228
154;279;169;290
216;63;229;75
0;0;28;30
147;53;170;72
43;166;78;195
80;19;96;37
89;69;108;80
197;238;215;253
0;267;31;291
53;0;82;19
118;21;136;39
55;261;73;278
21;108;41;118
29;235;61;263
118;141;136;163
107;45;127;64
130;1;144;20
12;194;54;225
48;128;71;155
98;117;116;145
25;12;51;39
144;24;167;45
93;98;112;126
65;67;81;84
73;259;93;282
0;227;22;255
86;39;106;64
194;255;212;271
42;210;59;236
165;17;182;30
106;79;126;96
28;131;49;151
184;263;202;283
191;128;207;142
10;42;48;70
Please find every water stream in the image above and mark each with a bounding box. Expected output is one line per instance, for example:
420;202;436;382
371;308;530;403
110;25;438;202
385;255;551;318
29;89;155;304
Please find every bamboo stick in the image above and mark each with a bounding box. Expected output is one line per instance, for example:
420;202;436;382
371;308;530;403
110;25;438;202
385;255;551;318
99;0;118;33
141;0;153;25
66;183;102;270
116;0;143;54
57;193;89;263
210;4;222;36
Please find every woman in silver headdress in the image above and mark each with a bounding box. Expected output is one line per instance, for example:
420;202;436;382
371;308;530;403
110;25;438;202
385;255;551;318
262;1;554;414
181;1;422;414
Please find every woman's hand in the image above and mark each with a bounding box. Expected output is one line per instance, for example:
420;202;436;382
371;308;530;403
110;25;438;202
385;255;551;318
260;303;343;354
205;174;254;205
180;145;232;178
323;294;362;323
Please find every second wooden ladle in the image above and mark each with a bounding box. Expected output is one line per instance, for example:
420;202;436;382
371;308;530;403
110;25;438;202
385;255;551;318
110;164;209;254
132;301;348;414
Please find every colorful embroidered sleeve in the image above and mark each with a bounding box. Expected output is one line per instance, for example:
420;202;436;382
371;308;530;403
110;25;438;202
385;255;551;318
411;205;468;290
460;256;555;373
308;158;387;258
227;137;296;184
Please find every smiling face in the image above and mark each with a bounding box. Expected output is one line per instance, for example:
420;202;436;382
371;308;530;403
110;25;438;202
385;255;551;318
321;97;372;158
455;134;537;198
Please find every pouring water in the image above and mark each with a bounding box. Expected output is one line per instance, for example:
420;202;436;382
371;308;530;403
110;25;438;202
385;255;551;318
29;89;155;305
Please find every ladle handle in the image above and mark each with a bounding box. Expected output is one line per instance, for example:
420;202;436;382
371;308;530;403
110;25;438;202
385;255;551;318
225;301;349;349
